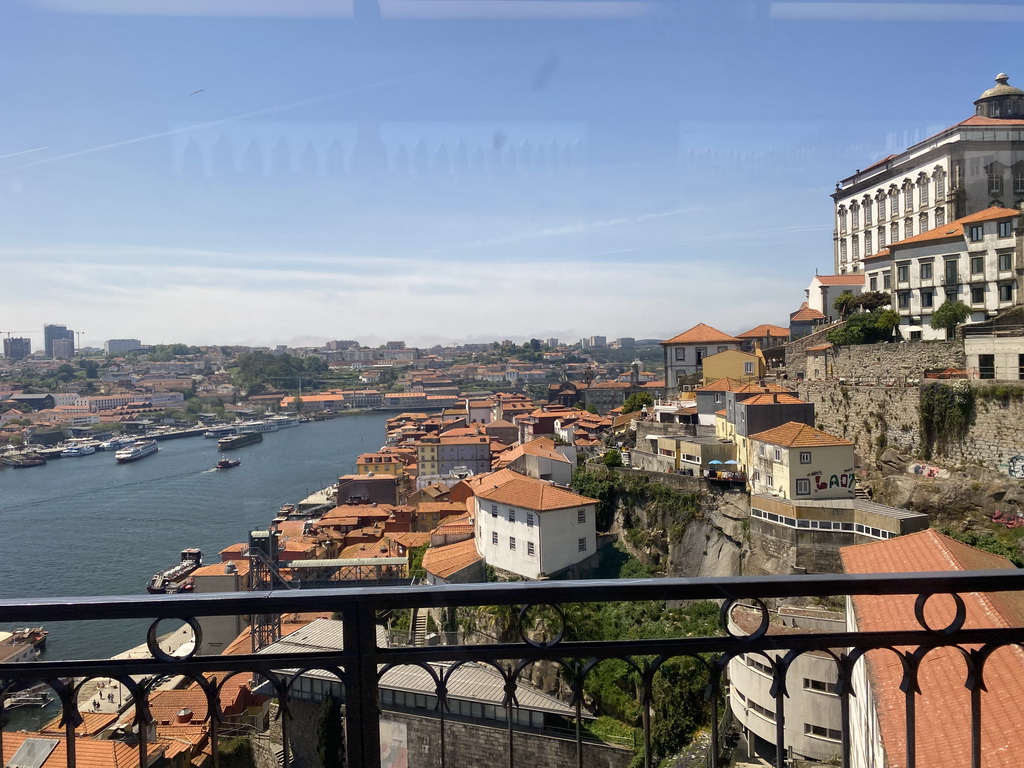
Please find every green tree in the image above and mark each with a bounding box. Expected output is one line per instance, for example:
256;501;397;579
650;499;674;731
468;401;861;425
315;696;344;768
856;290;893;312
833;290;858;320
930;300;971;339
622;392;654;414
603;449;623;467
827;308;900;346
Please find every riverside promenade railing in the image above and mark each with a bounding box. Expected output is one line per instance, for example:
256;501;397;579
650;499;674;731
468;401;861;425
2;571;1024;768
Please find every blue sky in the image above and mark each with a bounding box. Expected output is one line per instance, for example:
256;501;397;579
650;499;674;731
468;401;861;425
1;0;1020;348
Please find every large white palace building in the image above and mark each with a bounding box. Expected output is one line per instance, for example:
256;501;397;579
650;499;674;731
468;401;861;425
833;74;1024;275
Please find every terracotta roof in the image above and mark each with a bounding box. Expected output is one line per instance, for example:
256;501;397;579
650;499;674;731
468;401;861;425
749;421;852;448
739;393;806;406
697;377;747;392
841;529;1024;768
814;274;866;286
790;306;826;322
495;437;571;468
2;732;142;768
958;114;1024;127
422;538;483;579
475;471;596;512
805;343;833;353
661;323;741;345
715;409;727;416
736;324;789;338
732;383;793;394
889;205;1018;249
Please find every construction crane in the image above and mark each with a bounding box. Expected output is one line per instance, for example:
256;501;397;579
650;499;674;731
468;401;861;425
73;331;84;355
0;331;34;338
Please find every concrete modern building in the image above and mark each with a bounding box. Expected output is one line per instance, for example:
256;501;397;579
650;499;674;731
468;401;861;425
2;337;31;360
104;338;143;355
43;324;74;359
833;74;1024;274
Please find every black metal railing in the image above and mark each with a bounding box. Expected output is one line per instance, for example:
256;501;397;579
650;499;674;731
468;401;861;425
3;571;1024;768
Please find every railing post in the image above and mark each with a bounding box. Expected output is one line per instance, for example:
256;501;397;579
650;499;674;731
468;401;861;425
343;600;381;768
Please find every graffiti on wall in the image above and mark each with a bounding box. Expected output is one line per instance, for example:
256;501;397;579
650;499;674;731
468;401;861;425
380;720;408;768
1007;456;1024;479
907;461;950;480
808;468;855;492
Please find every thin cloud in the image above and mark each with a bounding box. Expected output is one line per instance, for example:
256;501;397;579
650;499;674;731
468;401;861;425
0;147;49;160
770;2;1024;22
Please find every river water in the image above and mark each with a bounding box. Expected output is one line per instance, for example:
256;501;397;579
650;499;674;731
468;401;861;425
0;412;391;662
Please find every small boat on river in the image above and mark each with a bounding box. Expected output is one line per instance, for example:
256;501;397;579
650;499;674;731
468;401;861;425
114;440;159;463
215;457;241;469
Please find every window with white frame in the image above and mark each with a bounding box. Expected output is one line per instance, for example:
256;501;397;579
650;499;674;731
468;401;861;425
795;478;811;495
852;203;860;228
890;222;898;244
840;238;848;262
971;285;985;304
578;538;587;552
766;474;774;487
920;262;933;280
753;470;761;482
1015;168;1024;194
878;226;886;249
675;348;686;361
919;177;929;205
744;361;754;374
919;211;929;233
936;171;946;197
935;207;946;227
904;217;913;239
971;256;984;274
999;252;1013;271
922;289;933;308
838;207;847;231
1000;283;1014;302
773;447;782;461
869;275;877;291
876;196;885;220
999;220;1013;238
799;451;811;464
852;235;860;259
865;231;872;254
904;185;913;209
897;264;909;283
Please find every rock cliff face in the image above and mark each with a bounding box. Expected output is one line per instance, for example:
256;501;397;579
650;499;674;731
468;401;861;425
870;447;1024;528
609;474;749;579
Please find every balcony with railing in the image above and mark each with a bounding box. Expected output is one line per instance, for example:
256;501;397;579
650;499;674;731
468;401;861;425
2;571;1024;768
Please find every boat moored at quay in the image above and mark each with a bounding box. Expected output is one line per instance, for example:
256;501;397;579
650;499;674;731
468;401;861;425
217;431;263;450
203;425;237;439
238;420;279;434
114;440;159;463
60;443;97;458
146;548;203;594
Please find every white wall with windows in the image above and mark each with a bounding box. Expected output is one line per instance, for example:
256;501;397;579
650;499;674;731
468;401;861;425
474;496;597;579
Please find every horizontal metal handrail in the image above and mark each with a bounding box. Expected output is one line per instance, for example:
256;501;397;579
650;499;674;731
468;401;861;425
2;571;1024;768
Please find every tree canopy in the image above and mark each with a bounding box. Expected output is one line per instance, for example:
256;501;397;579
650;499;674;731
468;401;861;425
930;300;971;336
622;392;654;414
826;309;900;346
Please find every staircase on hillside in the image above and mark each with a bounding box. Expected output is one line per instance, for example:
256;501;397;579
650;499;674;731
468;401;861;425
411;608;429;646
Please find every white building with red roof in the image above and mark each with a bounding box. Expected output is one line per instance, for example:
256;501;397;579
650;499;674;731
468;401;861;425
863;205;1021;340
842;529;1024;768
660;323;742;389
472;470;597;580
806;273;866;322
833;73;1024;275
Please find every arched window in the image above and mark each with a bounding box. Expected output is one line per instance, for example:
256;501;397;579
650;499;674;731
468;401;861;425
935;169;946;198
988;163;1003;194
851;201;860;228
905;217;914;239
889;189;900;217
903;182;913;210
891;222;899;243
876;194;885;222
935;207;946;227
919;211;929;234
919;175;930;206
838;206;848;232
1014;163;1024;194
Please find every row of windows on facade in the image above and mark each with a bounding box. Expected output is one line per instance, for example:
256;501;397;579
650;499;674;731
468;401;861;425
750;507;897;539
758;445;813;464
840;217;1013;263
490;505;586;525
887;283;1016;309
743;658;838;695
734;688;841;742
837;170;947;231
752;470;815;495
489;531;587;553
673;345;731;361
